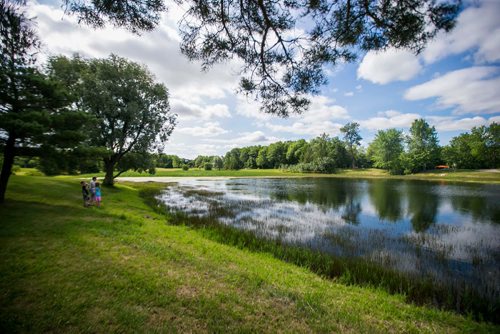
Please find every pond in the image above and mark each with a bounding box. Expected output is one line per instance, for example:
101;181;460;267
156;177;500;307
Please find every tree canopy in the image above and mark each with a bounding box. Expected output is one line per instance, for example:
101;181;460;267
0;0;86;202
49;54;177;185
62;0;461;116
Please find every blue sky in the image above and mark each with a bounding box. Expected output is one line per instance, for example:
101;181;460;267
31;0;500;158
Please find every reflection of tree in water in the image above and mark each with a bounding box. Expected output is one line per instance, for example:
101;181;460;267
448;185;500;224
406;182;439;232
341;198;362;225
368;180;403;222
270;178;363;224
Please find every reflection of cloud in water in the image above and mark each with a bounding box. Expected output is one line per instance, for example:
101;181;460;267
222;201;346;244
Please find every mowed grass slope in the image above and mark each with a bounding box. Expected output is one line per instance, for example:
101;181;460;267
0;176;496;333
76;167;500;184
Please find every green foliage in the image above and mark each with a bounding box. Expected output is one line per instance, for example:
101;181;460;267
203;163;212;171
285;157;337;173
223;148;242;170
368;129;404;174
182;165;189;171
48;54;177;185
442;123;499;169
341;123;362;168
0;1;87;202
404;119;440;173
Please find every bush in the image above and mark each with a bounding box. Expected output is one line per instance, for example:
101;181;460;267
182;165;189;171
204;163;213;171
285;157;336;173
11;165;21;175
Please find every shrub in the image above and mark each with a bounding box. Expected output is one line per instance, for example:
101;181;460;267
204;163;213;171
182;165;189;171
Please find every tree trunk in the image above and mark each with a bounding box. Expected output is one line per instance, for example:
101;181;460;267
103;158;115;186
0;134;16;203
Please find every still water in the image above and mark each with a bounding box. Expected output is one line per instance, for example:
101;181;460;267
157;177;500;301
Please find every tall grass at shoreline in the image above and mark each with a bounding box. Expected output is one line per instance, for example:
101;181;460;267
141;186;499;323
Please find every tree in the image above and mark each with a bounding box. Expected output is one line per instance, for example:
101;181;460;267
256;147;269;169
49;54;177;185
0;1;86;203
340;122;362;168
368;129;404;174
224;148;242;169
213;156;223;170
405;119;440;173
286;139;306;165
63;0;460;116
442;123;500;169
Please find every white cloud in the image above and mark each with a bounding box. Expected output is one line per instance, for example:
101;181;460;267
427;116;500;132
206;131;281;146
404;67;500;114
262;95;349;136
359;111;500;133
423;1;500;64
359;110;421;130
357;48;422;84
164;142;220;158
29;1;239;103
235;96;274;120
171;99;231;120
176;122;229;137
344;91;354;97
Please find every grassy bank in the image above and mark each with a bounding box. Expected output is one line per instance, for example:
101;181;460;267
0;176;497;332
71;168;500;184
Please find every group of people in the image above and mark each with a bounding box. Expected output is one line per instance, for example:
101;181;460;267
80;176;102;207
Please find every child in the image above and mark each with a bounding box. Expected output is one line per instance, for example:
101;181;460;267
89;176;97;204
81;181;90;207
95;182;102;207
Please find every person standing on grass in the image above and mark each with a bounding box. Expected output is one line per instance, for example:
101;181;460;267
81;181;90;207
89;176;97;204
95;182;102;207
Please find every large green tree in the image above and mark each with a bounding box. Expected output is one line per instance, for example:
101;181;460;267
404;119;440;173
0;1;85;203
367;128;404;174
49;54;177;185
340;122;362;168
61;0;460;116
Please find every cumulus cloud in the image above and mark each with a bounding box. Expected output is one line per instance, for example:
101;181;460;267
427;116;500;132
357;48;422;84
359;111;499;132
206;131;282;146
29;1;239;103
344;91;354;97
171;99;231;121
423;0;500;64
359;110;421;130
404;67;500;114
175;122;229;137
262;95;349;136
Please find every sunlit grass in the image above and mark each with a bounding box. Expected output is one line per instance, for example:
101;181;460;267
1;176;497;332
56;167;500;184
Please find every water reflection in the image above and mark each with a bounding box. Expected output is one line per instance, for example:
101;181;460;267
368;180;403;222
157;177;500;303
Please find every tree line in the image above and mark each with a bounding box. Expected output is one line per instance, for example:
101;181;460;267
186;120;499;174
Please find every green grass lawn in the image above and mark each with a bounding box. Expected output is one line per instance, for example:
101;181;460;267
65;167;500;184
0;175;497;332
